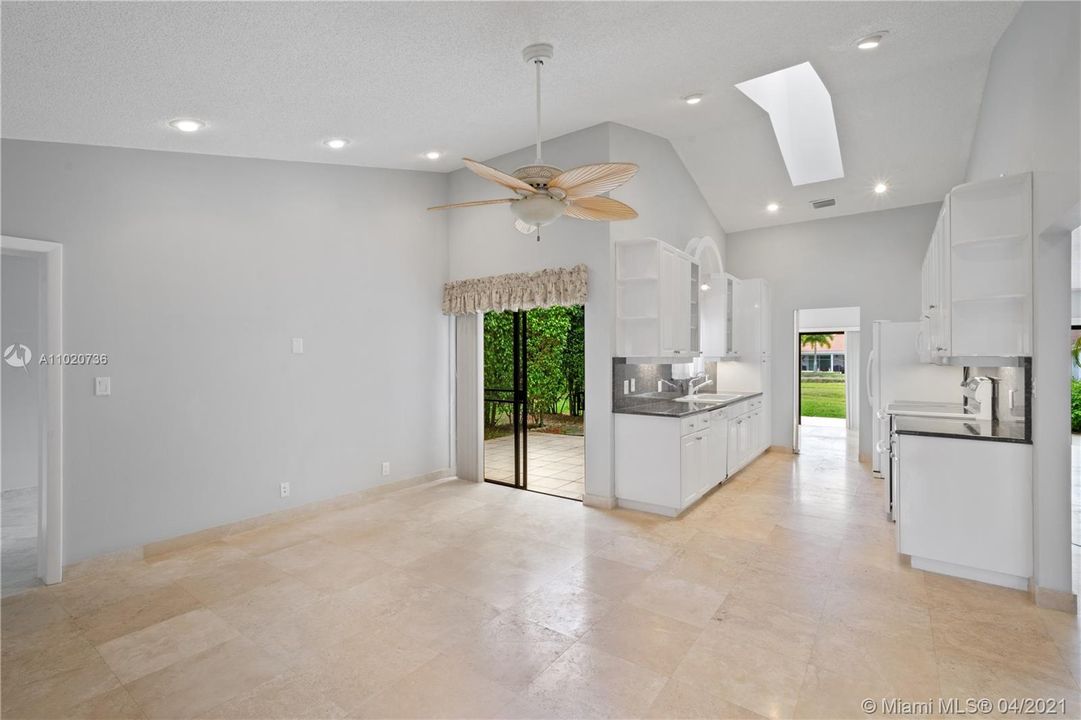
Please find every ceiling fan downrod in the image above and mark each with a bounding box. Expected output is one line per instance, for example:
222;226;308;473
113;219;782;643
522;43;553;165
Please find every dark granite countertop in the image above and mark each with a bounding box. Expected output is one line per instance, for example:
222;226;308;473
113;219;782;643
893;415;1030;444
613;391;763;418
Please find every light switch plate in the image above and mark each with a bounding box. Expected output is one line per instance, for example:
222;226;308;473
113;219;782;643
291;338;304;354
381;462;391;476
622;380;629;394
94;377;111;396
630;378;636;392
280;482;290;498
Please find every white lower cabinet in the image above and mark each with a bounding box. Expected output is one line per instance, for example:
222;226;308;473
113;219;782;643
725;397;767;476
679;431;707;508
726;416;740;477
896;434;1032;589
706;409;728;487
615;410;728;517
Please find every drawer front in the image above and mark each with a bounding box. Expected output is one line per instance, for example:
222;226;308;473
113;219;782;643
727;401;748;418
749;397;763;410
681;413;710;435
709;408;726;421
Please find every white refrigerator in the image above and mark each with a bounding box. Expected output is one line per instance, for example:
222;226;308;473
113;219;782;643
868;321;960;478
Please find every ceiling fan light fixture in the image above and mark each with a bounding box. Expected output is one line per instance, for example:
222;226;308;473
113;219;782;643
510;194;567;227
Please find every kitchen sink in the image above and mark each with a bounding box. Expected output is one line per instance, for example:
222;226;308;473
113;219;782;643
673;392;746;403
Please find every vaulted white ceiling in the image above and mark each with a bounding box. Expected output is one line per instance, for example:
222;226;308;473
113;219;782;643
1;1;1018;231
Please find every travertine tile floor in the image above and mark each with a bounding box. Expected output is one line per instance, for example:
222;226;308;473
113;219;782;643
484;433;584;501
3;432;1080;720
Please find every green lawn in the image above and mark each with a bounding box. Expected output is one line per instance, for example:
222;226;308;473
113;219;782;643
801;377;846;419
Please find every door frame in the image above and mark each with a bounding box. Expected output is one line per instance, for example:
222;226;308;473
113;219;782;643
792;310;800;453
1;236;63;585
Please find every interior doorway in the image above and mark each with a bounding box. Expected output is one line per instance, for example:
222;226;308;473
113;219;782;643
483;305;585;501
793;307;860;456
1070;226;1079;592
1;236;64;592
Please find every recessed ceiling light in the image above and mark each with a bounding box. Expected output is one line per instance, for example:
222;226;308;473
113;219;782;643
168;118;204;133
766;202;780;213
874;182;889;194
683;93;704;105
425;151;441;160
700;283;711;292
323;138;349;150
857;32;887;50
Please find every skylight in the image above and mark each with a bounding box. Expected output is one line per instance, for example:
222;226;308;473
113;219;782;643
735;62;844;186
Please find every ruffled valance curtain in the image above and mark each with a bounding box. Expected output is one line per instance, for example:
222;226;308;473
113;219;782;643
442;264;588;315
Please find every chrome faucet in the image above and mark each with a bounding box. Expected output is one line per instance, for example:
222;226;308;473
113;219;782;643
961;375;997;420
688;375;713;396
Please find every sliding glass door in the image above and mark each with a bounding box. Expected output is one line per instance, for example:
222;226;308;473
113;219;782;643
482;306;586;500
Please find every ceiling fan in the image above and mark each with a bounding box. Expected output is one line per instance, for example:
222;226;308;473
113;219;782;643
428;43;640;240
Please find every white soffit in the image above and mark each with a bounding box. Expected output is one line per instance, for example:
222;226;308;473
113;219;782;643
735;62;844;187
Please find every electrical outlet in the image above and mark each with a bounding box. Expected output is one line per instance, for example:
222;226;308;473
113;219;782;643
630;378;636;392
622;380;629;394
381;462;390;476
291;338;304;354
94;377;111;396
279;482;290;498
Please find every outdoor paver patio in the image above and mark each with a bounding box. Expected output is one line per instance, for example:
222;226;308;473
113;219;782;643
484;432;584;500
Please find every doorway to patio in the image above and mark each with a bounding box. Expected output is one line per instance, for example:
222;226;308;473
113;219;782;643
483;305;584;501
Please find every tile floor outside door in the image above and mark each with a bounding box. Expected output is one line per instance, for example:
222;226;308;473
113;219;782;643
484;432;584;501
3;436;1080;719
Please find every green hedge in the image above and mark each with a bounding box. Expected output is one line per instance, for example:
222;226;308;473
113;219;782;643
1072;379;1081;433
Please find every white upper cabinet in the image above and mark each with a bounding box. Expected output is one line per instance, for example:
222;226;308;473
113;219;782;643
616;238;700;358
735;278;770;361
919;172;1032;360
701;273;740;358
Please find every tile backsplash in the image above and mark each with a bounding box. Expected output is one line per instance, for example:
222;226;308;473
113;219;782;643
612;358;722;410
964;360;1030;426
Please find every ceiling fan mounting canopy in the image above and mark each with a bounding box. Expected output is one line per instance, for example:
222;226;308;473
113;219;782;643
426;42;640;235
522;43;554;65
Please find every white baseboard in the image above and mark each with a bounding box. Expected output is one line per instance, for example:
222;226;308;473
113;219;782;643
911;556;1028;591
67;467;455;573
1034;585;1078;613
582;493;616;510
614;497;679;517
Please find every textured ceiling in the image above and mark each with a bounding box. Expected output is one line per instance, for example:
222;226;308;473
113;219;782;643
1;1;1018;231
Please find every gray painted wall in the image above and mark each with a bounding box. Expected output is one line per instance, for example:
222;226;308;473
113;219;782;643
608;124;727;259
726;203;942;461
1;140;451;562
2;253;43;492
964;1;1081;596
